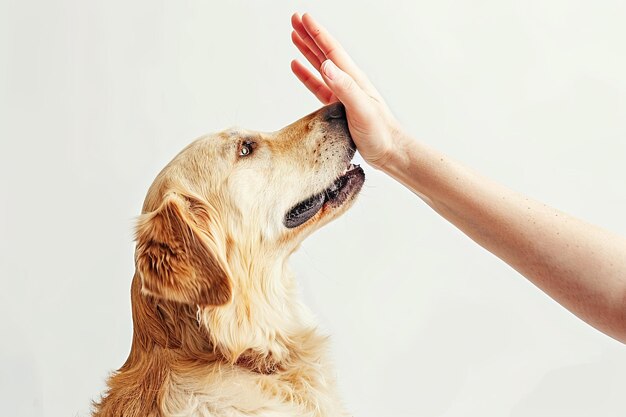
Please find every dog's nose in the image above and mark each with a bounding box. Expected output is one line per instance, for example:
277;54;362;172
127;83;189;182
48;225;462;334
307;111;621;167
324;102;346;121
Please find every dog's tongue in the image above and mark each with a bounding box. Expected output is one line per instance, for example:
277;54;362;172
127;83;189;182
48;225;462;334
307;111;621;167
283;192;325;228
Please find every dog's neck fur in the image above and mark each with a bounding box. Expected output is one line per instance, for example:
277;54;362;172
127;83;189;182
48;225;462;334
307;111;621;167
203;248;314;366
139;248;312;363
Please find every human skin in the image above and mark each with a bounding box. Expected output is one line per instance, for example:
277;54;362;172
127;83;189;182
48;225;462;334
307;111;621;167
291;12;626;344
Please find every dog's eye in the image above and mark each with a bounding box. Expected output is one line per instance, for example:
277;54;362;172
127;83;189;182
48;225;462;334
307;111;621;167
238;141;255;157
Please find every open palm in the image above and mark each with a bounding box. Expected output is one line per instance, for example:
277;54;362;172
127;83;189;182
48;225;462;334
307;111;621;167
290;13;400;170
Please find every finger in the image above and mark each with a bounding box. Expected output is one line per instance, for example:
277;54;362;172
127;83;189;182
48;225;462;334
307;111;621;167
300;14;362;80
291;31;322;71
320;59;371;114
301;14;382;100
291;60;337;104
291;13;326;67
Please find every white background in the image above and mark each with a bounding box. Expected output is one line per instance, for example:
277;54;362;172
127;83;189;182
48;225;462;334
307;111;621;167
1;1;625;416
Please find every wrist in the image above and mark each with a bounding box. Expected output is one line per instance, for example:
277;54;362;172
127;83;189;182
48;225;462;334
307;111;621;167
376;127;413;175
376;129;441;205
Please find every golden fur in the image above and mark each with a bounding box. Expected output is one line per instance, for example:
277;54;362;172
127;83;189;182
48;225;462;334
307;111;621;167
93;103;363;417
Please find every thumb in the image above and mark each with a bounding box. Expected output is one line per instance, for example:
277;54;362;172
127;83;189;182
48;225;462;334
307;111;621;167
320;60;370;112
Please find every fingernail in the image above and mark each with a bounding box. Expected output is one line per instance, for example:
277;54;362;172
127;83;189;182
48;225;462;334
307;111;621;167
322;60;337;80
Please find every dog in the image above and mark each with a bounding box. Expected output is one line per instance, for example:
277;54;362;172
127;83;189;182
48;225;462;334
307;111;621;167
92;102;365;417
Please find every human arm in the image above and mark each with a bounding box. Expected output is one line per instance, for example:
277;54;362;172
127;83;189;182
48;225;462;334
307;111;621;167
291;12;626;343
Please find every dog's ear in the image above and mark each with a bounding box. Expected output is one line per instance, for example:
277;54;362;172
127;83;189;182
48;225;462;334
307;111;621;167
134;192;231;306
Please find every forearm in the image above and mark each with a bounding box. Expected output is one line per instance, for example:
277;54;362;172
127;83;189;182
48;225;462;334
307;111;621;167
384;132;626;343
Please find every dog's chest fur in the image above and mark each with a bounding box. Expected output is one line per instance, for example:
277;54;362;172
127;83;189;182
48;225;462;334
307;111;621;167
93;276;348;417
162;351;346;417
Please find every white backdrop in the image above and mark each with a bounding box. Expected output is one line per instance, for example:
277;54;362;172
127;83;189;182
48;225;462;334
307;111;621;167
1;1;625;416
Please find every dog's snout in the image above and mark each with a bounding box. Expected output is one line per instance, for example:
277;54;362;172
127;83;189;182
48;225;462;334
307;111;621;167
324;102;346;121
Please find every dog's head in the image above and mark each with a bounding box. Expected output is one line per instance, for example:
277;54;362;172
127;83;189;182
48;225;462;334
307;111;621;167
134;103;364;309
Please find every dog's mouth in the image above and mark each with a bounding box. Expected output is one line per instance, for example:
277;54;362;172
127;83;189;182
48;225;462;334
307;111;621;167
283;163;365;228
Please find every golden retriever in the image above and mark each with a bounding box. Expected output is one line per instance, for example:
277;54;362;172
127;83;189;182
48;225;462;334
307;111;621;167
93;102;364;417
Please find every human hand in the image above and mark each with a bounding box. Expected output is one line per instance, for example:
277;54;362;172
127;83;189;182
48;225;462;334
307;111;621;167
290;13;404;171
